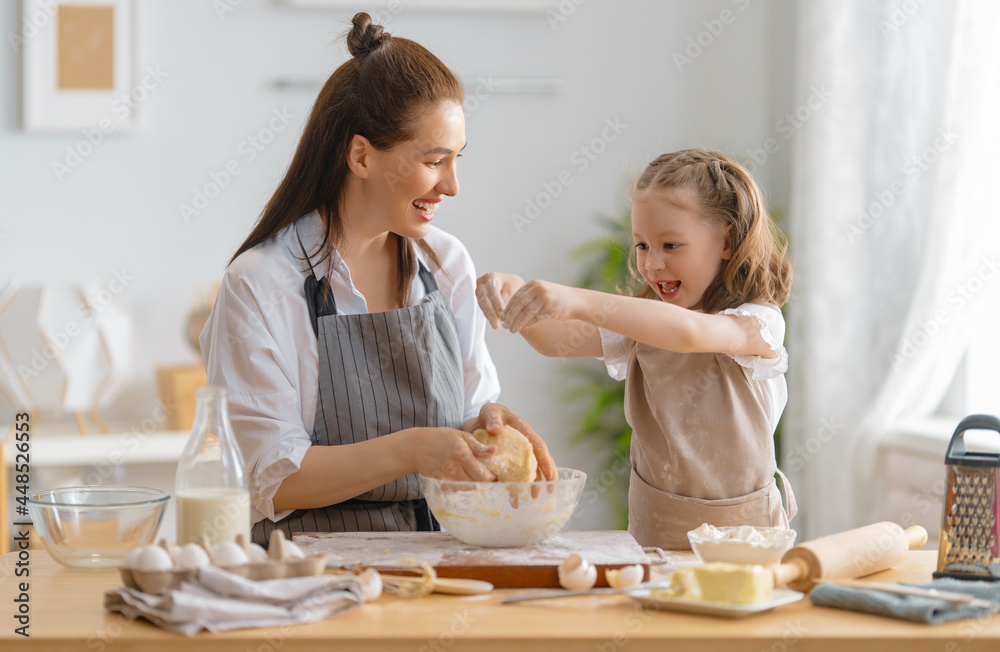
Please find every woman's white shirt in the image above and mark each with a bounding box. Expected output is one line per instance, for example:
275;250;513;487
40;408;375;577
598;302;788;432
199;211;500;524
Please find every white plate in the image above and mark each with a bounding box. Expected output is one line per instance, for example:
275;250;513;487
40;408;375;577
629;587;805;618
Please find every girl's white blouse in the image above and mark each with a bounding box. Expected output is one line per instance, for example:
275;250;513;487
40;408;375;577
199;211;500;524
598;302;789;433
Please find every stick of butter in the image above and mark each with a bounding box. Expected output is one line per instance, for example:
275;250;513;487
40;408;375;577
668;562;773;604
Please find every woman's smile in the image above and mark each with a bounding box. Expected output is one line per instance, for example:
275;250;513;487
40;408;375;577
412;198;441;222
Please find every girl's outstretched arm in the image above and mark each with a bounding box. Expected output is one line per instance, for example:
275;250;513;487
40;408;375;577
503;280;776;358
476;273;602;358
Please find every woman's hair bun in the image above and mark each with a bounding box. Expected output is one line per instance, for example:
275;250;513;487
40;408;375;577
347;12;389;58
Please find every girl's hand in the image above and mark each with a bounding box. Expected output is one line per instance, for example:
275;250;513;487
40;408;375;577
476;272;525;329
465;402;558;481
409;427;497;482
502;280;579;334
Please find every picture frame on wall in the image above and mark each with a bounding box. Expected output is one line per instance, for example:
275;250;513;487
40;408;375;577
22;0;136;133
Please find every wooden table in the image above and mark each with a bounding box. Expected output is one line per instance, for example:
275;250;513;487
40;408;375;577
1;548;998;651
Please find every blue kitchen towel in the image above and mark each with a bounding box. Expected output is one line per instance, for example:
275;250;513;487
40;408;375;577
809;578;1000;625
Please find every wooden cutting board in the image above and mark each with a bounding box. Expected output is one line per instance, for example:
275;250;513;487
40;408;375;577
294;530;652;588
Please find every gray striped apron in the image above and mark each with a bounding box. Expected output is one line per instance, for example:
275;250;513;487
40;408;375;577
252;241;465;546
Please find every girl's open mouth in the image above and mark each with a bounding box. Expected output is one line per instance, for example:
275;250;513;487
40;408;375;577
656;280;680;300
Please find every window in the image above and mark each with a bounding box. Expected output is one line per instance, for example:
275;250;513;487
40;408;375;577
936;299;1000;419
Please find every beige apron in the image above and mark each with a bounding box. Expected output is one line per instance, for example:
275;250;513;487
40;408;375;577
624;340;797;550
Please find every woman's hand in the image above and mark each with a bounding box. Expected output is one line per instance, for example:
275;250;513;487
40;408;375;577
464;402;558;481
501;280;579;334
408;427;497;482
476;272;525;329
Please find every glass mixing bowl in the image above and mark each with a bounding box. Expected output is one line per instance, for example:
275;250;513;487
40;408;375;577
419;468;586;547
27;485;169;571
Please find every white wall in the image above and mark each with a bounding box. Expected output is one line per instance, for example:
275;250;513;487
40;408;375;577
1;0;796;531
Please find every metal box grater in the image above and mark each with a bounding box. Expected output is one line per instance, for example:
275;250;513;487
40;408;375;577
934;414;1000;580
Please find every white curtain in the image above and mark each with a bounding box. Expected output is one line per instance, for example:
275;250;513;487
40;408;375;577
783;0;1000;538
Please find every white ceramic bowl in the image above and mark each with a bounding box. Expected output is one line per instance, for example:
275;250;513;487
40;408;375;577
27;485;169;571
419;468;586;547
687;525;796;566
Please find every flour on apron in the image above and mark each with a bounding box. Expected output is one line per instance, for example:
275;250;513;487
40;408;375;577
624;340;796;550
253;239;465;546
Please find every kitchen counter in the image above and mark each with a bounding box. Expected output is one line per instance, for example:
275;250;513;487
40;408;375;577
2;548;998;651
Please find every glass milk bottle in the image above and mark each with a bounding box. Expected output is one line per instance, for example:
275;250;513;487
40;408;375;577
175;386;250;544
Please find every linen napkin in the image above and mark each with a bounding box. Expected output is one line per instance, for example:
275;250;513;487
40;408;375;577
809;578;1000;625
105;565;365;636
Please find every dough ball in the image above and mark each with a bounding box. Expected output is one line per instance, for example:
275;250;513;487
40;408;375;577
472;426;539;482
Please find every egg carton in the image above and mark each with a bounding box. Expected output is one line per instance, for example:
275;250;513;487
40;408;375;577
119;530;327;595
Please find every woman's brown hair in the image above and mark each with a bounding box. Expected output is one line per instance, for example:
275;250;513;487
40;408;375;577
230;12;464;307
628;149;792;312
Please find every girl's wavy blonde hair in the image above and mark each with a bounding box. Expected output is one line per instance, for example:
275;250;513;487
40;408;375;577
628;149;792;313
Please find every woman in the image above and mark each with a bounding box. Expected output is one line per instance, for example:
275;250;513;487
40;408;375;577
200;13;555;546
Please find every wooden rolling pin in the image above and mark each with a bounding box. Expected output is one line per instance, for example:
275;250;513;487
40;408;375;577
771;522;928;592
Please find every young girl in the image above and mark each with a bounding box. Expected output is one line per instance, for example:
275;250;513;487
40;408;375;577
477;149;796;549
